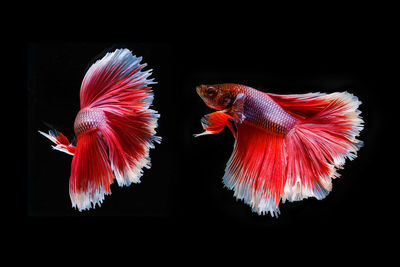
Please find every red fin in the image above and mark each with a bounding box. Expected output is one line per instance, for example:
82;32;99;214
283;92;364;202
194;111;233;137
226;120;237;138
223;92;363;216
38;129;75;155
223;123;287;216
70;131;114;211
68;108;160;211
267;92;331;119
79;49;156;113
101;110;161;187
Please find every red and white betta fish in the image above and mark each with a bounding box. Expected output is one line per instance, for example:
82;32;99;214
195;83;363;217
39;48;161;211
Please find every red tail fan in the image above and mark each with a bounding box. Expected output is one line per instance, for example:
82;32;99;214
39;48;160;211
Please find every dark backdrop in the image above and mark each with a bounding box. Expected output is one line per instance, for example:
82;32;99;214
26;39;388;246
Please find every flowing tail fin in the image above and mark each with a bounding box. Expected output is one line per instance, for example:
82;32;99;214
70;130;114;210
281;92;363;203
223;91;363;216
40;48;160;211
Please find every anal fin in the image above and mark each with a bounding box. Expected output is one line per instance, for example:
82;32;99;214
223;122;286;216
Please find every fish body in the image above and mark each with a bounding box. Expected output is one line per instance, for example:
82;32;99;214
39;49;160;211
237;85;298;134
196;83;363;216
73;108;106;136
197;84;297;134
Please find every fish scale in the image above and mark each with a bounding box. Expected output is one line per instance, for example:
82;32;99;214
239;86;297;135
74;108;106;136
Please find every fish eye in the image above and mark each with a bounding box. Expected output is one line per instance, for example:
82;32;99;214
206;87;217;96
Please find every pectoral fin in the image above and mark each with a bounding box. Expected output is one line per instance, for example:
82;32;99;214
231;93;245;123
194;111;233;137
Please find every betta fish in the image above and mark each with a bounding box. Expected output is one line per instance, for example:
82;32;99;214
39;48;161;211
195;83;363;217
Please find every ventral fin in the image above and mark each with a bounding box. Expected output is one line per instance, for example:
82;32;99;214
38;129;75;155
194;111;232;137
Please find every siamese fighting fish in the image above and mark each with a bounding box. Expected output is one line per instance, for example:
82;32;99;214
195;83;363;217
39;48;161;211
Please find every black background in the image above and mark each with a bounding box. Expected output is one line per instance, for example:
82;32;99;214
24;13;394;258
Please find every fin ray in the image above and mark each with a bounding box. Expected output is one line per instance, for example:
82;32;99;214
70;131;114;211
267;92;330;119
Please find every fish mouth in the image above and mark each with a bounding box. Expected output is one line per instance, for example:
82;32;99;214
196;85;205;95
196;85;207;101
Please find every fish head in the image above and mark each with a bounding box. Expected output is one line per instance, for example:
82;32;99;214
196;84;237;110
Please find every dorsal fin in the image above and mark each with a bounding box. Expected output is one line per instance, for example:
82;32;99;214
267;92;330;120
